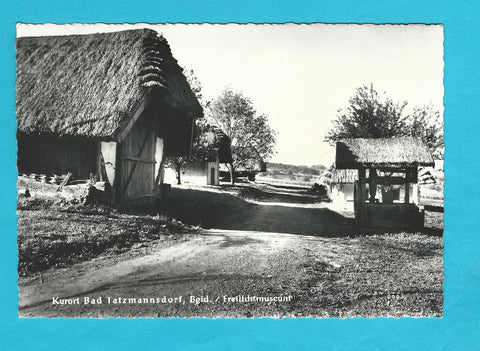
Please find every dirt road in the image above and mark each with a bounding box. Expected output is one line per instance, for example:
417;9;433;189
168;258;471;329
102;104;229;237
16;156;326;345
18;184;443;318
19;228;350;318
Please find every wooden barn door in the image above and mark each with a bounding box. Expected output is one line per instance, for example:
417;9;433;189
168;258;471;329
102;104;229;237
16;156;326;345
120;117;156;202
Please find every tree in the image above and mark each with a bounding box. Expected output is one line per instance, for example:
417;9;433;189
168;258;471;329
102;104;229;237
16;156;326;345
206;88;276;185
326;84;443;158
164;156;188;185
164;68;207;185
183;68;205;107
404;105;444;159
164;119;220;185
326;84;408;142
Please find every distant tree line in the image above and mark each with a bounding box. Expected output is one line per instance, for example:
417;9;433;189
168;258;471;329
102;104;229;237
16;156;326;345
266;163;326;176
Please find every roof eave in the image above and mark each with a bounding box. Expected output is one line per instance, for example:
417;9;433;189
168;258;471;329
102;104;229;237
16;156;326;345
335;161;435;169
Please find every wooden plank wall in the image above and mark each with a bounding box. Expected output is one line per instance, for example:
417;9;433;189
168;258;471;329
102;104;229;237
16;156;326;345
364;203;423;230
17;135;97;180
121;114;156;201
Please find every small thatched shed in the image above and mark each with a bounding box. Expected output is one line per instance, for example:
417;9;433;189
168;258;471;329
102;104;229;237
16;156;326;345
197;125;233;165
16;29;202;204
165;123;233;186
320;166;358;211
335;137;434;229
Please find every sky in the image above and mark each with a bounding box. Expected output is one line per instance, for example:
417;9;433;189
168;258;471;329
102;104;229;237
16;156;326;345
17;23;444;166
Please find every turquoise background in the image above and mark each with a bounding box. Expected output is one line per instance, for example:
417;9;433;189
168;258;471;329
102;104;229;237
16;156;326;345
1;0;479;349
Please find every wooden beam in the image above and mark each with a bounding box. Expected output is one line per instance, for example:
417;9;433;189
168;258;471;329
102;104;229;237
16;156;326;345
117;99;147;143
373;176;409;185
155;138;166;186
96;142;102;182
113;141;123;203
153;117;158;191
123;156;157;164
368;168;377;203
57;172;72;192
410;167;418;183
405;169;410;204
358;168;366;204
131;193;156;199
358;168;366;225
377;167;408;173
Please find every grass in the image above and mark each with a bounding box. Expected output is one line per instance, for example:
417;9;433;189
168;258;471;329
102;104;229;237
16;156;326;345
17;200;196;276
290;232;443;317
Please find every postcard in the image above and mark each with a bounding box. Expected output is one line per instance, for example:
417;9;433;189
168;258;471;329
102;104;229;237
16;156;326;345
16;23;444;319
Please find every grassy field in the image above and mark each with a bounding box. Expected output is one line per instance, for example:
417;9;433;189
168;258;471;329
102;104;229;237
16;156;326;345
17;200;196;276
290;233;443;317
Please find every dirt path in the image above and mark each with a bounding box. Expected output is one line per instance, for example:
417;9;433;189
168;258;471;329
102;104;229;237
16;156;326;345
19;229;351;318
216;203;356;236
18;184;443;318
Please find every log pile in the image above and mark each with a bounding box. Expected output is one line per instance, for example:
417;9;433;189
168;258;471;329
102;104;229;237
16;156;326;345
17;174;112;205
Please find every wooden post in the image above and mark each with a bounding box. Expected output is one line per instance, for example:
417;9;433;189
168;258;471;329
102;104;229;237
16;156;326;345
413;167;419;205
358;168;366;225
96;142;103;182
353;181;359;220
155;139;165;186
368;168;377;203
412;183;419;204
113;141;123;203
57;172;72;192
404;169;410;204
358;168;366;204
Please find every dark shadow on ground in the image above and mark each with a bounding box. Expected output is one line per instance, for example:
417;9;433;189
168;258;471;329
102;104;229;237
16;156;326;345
152;187;441;238
423;211;444;237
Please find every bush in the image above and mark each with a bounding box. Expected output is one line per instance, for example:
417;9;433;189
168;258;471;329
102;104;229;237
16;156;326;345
311;183;327;196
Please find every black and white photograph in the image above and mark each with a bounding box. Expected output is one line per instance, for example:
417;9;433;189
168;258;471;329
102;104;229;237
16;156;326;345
16;23;444;318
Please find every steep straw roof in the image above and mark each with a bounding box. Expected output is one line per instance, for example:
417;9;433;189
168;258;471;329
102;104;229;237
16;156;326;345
16;29;202;140
335;137;434;169
320;166;357;184
191;122;233;163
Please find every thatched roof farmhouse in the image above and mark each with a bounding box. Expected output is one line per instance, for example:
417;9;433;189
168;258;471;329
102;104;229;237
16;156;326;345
165;122;233;186
190;123;233;164
16;29;202;203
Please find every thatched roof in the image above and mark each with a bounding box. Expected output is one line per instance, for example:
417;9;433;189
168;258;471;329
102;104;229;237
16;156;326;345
335;137;434;169
190;122;232;163
212;127;233;163
16;29;202;140
320;166;357;184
